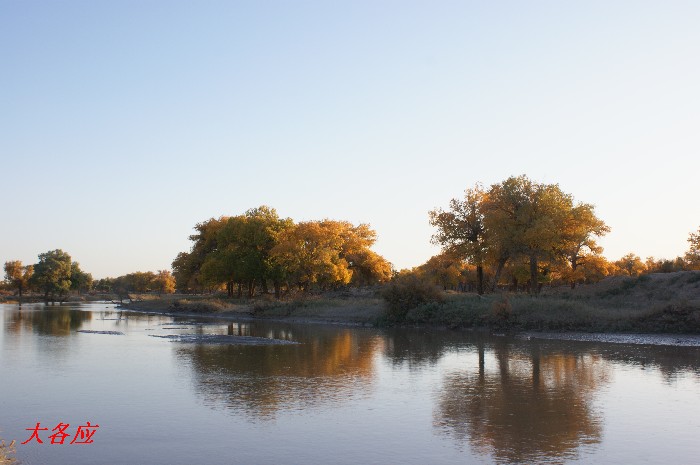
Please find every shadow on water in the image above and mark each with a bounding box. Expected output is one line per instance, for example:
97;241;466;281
174;323;382;421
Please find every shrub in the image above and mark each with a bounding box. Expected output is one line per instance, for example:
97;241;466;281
382;274;444;323
491;295;512;327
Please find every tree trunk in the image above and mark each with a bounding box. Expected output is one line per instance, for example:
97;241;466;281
570;255;578;289
490;257;508;292
476;264;484;295
529;254;539;295
273;281;281;300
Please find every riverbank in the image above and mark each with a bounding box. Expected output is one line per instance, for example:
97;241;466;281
120;292;385;326
119;271;700;334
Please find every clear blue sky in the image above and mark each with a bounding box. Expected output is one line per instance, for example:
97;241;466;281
2;1;699;279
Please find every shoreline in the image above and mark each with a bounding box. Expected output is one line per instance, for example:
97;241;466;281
116;296;700;347
118;294;385;328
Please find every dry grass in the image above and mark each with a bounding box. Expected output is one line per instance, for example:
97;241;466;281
0;439;18;465
119;273;700;333
382;271;700;333
252;294;384;324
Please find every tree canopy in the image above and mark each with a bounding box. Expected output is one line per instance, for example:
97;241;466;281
686;227;700;270
31;249;73;303
3;260;34;302
172;206;392;296
430;175;610;294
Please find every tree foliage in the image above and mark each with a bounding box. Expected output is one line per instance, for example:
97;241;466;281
70;261;93;294
430;175;609;294
429;184;487;294
3;260;34;301
686;227;700;270
31;249;73;303
172;206;391;297
153;270;176;295
613;253;647;277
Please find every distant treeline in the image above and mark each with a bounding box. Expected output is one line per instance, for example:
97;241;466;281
1;250;175;303
2;250;92;304
93;271;176;300
3;175;699;301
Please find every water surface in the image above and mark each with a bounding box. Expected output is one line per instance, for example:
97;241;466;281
1;303;699;464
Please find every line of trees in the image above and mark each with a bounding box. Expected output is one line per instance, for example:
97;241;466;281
171;206;393;297
3;249;93;304
423;175;700;294
93;270;176;301
4;178;698;303
3;250;177;304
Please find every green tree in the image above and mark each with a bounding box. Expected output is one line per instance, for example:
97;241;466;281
70;261;93;294
31;249;73;304
3;260;34;304
172;217;228;293
94;277;115;293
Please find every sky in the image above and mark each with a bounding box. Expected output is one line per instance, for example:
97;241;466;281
2;1;699;279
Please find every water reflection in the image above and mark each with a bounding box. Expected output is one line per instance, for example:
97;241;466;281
435;340;609;464
176;324;381;420
3;306;92;336
382;328;480;368
592;343;700;382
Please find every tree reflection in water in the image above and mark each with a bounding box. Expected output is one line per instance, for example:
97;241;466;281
435;340;609;464
175;325;382;421
4;306;93;336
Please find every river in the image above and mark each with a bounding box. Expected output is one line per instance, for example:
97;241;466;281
1;303;699;464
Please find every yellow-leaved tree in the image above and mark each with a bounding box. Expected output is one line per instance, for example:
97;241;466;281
271;220;390;291
3;260;34;304
686;227;700;270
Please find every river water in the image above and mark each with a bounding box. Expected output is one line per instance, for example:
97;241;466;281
1;303;699;464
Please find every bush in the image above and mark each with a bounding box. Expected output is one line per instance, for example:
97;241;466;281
382;274;444;323
490;295;512;327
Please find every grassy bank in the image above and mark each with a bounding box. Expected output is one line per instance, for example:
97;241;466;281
385;291;700;333
122;290;384;326
383;271;700;333
120;271;700;333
